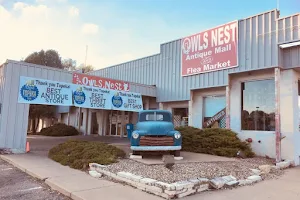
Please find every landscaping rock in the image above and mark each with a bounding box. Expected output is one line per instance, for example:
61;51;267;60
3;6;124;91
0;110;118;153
238;179;252;186
117;171;132;179
155;182;175;190
162;155;175;169
0;148;12;155
276;161;291;169
177;189;196;198
209;177;226;189
173;180;194;190
259;165;271;174
222;175;237;182
224;180;239;188
130;154;142;159
174;157;184;161
89;170;102;178
250;169;261;175
140;178;157;185
197;184;209;192
247;175;262;183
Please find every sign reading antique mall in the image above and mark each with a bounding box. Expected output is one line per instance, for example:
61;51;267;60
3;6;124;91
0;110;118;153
181;21;238;76
73;73;130;91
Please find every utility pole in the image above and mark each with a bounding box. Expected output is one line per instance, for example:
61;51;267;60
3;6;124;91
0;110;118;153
277;0;280;10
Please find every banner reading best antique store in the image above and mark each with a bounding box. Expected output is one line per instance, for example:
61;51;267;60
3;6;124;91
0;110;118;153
18;76;73;106
181;21;238;76
72;85;112;110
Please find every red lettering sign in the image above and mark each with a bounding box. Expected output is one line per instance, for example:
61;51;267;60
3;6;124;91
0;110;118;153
181;21;238;76
72;73;130;91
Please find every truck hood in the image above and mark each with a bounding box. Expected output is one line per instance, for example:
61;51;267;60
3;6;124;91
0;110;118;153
136;121;174;135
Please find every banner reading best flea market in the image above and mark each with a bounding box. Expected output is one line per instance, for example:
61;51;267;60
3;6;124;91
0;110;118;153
111;91;143;112
18;76;73;106
72;85;112;110
181;21;238;76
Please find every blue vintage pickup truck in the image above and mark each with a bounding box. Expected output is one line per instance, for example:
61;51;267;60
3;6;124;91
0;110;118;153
128;110;182;157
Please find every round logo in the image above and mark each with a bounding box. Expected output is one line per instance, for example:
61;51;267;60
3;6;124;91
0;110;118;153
182;38;191;55
20;80;39;101
73;87;86;105
112;93;123;108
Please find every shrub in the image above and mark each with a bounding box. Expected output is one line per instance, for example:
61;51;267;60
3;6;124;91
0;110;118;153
175;127;255;158
39;123;79;137
48;140;126;170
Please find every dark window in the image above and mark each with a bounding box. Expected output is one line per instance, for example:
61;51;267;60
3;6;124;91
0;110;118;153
80;112;84;126
241;79;275;131
139;112;171;122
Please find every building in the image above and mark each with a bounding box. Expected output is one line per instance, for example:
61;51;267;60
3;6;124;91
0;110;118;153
0;9;300;165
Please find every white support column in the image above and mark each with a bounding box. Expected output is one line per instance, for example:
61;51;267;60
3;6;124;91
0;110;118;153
188;91;193;126
226;83;231;129
145;97;150;110
275;68;281;162
121;111;125;137
280;69;299;164
87;109;92;135
159;103;164;110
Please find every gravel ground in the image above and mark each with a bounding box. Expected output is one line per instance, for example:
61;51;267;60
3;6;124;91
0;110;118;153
105;157;284;183
0;158;70;200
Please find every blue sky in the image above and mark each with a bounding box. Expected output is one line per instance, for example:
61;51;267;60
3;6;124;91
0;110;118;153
0;0;298;69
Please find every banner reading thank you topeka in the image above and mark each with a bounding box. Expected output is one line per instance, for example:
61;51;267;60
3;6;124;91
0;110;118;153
72;85;112;110
18;76;73;106
111;91;143;112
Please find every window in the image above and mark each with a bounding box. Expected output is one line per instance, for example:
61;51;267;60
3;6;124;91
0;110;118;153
139;112;171;122
241;79;275;131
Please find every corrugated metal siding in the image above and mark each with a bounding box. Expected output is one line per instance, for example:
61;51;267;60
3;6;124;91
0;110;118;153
277;13;300;44
91;10;299;102
0;61;73;151
282;46;300;68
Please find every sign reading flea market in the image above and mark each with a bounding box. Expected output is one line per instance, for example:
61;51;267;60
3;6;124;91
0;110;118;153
181;21;238;76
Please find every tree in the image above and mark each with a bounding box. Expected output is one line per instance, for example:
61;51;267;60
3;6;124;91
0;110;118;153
29;105;56;133
24;49;63;133
77;64;94;73
62;58;77;71
24;49;63;69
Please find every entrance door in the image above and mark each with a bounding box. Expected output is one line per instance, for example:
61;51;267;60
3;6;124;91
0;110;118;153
91;112;98;134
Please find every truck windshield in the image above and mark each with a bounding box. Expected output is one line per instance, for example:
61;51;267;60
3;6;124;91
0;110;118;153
139;112;171;122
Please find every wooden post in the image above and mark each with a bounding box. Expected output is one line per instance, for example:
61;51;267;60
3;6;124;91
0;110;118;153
275;68;281;162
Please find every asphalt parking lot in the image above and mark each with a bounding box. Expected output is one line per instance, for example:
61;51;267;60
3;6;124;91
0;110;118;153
0;158;70;200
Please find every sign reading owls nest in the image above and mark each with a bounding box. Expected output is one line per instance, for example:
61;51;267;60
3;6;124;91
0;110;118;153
18;76;73;106
111;91;143;112
72;85;112;110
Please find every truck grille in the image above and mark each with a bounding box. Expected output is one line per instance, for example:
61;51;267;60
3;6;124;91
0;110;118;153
139;136;174;146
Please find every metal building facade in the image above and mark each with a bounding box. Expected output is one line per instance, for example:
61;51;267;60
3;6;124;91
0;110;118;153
90;10;300;102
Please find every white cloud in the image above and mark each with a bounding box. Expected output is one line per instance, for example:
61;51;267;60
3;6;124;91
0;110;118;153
68;6;79;17
81;23;99;35
0;1;207;70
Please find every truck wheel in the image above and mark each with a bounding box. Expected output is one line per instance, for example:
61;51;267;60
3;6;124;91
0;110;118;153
174;150;180;157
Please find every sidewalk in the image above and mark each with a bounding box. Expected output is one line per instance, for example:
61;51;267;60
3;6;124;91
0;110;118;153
0;153;161;200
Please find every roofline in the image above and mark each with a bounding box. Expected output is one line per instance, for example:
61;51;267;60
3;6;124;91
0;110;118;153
6;59;73;74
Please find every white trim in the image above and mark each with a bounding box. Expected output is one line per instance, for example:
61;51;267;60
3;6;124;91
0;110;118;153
279;41;300;49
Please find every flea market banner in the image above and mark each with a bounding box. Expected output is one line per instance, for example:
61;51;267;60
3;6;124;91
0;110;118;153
181;21;238;76
18;76;73;106
18;76;143;112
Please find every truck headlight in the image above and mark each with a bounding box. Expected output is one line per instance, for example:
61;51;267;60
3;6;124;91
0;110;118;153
132;132;139;139
174;132;181;139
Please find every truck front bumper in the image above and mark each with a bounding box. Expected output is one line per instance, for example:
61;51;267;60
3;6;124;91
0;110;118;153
130;146;181;151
